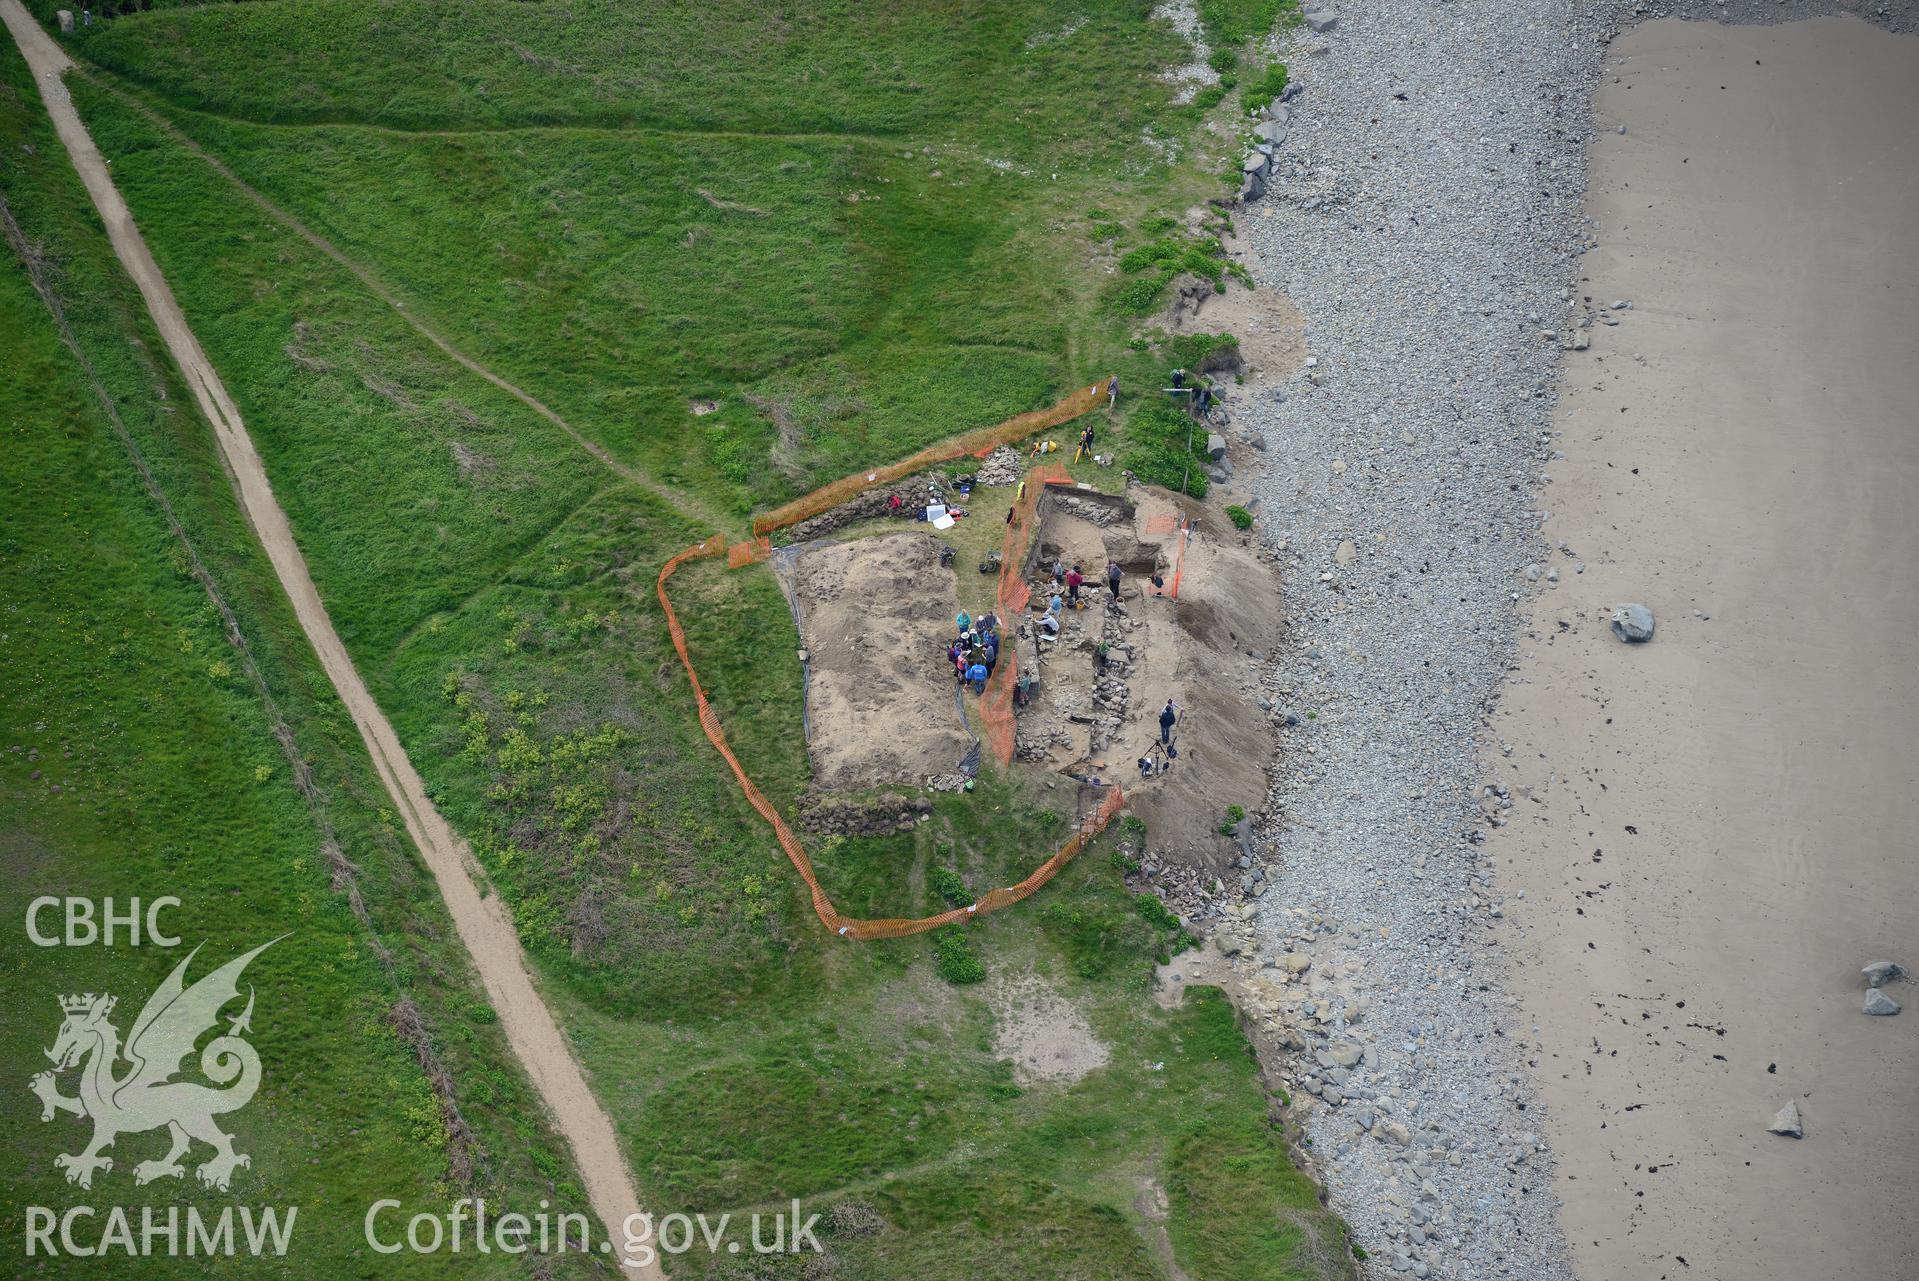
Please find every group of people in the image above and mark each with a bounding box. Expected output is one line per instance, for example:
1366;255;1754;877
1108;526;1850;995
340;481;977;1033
1042;557;1126;613
1073;419;1098;463
1168;367;1216;418
949;609;1002;694
1031;557;1127;640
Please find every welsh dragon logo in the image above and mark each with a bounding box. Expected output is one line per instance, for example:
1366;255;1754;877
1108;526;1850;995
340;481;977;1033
29;938;281;1192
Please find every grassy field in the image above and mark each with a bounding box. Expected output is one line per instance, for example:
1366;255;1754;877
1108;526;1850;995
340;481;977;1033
58;0;1196;143
4;0;1351;1276
45;0;1260;520
0;36;598;1277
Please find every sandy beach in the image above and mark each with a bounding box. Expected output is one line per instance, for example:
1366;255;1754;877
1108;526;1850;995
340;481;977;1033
1493;15;1919;1280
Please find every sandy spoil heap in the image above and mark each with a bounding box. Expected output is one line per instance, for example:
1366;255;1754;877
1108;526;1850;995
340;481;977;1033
1016;486;1284;871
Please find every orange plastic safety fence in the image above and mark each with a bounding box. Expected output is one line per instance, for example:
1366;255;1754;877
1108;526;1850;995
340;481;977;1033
657;382;1120;939
725;535;771;569
750;381;1107;536
1167;516;1190;600
658;531;1124;941
977;463;1067;764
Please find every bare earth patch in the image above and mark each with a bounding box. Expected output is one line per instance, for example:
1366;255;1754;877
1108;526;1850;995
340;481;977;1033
1159;269;1307;380
447;438;495;482
780;530;970;791
1017;485;1285;871
1151;0;1217;105
988;973;1110;1085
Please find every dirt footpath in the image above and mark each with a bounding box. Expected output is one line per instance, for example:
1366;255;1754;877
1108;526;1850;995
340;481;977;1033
0;4;656;1270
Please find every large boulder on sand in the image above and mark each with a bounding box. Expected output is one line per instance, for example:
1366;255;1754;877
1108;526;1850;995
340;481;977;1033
1610;603;1655;643
1862;960;1905;988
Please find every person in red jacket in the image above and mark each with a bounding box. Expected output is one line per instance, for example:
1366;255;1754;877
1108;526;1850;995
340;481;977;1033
1065;564;1084;607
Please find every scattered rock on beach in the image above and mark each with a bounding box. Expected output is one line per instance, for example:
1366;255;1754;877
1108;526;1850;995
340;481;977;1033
1862;989;1902;1016
1766;1101;1803;1138
1303;9;1339;32
1609;603;1655;642
1862;960;1905;988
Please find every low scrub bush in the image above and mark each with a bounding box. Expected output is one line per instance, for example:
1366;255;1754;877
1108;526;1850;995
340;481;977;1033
1244;63;1290;112
1108;231;1239;316
1165;330;1240;373
1113;273;1175;314
1135;892;1183;932
1119;234;1226;283
933;866;970;907
934;928;986;984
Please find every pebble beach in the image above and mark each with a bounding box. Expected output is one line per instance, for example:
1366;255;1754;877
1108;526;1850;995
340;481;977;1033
1221;0;1919;1276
